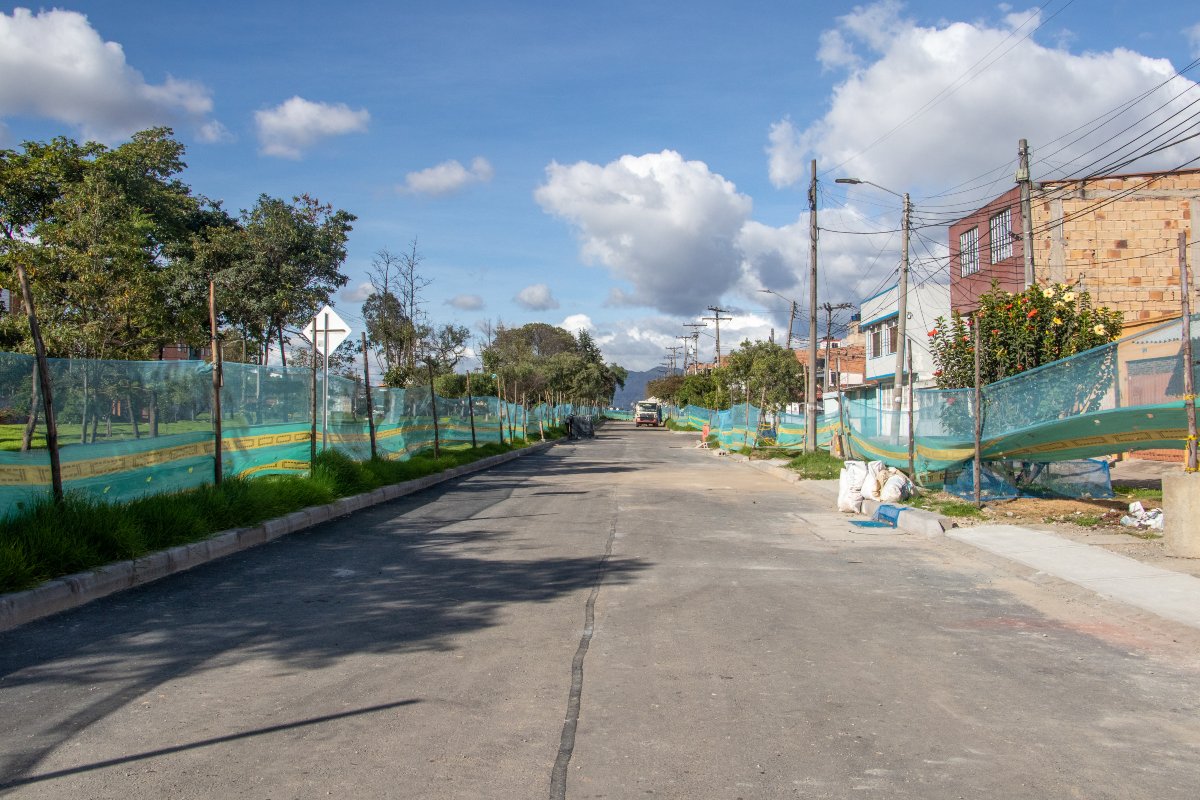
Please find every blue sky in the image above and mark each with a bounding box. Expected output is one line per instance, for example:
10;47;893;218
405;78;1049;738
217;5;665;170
2;1;1199;369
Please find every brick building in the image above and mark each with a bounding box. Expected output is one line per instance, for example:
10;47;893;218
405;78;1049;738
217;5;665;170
949;169;1200;328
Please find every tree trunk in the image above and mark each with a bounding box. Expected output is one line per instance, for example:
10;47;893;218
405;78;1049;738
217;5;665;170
128;392;141;439
149;390;159;437
21;361;41;451
278;321;288;367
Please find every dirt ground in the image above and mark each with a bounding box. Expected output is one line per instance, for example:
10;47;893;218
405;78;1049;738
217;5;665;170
941;491;1200;579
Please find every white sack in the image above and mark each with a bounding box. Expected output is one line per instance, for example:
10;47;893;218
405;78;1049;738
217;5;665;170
880;474;912;503
837;460;867;513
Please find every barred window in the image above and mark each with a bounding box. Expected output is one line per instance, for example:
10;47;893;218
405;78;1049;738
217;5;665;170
989;208;1012;263
960;227;980;276
870;326;883;358
885;320;898;355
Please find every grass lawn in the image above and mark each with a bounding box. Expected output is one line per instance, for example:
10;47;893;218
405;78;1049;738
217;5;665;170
0;420;215;452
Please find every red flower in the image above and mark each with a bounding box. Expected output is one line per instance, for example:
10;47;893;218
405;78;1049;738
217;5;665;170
991;329;999;334
1027;309;1038;318
933;369;943;376
1004;303;1013;310
928;328;938;337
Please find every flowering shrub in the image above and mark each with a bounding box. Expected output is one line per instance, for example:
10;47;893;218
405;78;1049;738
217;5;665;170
928;281;1122;389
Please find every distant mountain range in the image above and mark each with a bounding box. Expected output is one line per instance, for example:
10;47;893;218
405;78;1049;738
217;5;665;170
611;368;665;409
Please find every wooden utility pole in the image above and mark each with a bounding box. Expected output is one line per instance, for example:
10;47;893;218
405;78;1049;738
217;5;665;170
703;307;731;366
16;259;62;502
821;302;853;389
893;192;911;430
466;370;477;448
973;321;983;507
1018;138;1036;288
677;336;692;373
806;159;820;453
1180;232;1198;471
209;279;224;486
666;345;683;375
361;333;377;460
907;342;916;480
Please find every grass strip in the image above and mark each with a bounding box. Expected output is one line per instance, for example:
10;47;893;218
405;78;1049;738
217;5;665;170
0;431;559;595
785;449;844;480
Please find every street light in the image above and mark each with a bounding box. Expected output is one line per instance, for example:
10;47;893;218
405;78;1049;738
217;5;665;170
758;288;799;351
835;177;911;418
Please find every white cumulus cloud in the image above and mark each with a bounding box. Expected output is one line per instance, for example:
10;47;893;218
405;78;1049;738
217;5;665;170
0;8;221;142
255;96;369;159
402;157;494;196
559;313;594;334
535;150;753;316
446;293;485;311
514;283;560;311
769;2;1200;192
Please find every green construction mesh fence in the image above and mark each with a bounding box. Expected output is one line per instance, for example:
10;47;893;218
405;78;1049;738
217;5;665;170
0;352;598;517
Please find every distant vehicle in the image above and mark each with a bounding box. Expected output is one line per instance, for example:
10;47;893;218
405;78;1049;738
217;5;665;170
635;400;663;427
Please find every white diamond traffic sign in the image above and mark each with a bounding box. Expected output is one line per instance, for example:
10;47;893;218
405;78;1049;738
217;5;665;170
301;306;352;356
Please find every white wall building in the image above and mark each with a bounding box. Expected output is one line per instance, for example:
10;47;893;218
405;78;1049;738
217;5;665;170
858;281;950;391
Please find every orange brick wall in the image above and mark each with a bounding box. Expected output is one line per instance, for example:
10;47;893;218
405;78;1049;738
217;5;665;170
1031;170;1200;326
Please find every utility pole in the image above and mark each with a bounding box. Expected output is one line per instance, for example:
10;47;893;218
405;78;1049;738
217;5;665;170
677;336;692;373
704;307;731;366
893;192;911;425
785;301;797;351
1018;138;1036;288
806;159;820;452
684;322;706;372
821;302;853;388
666;345;682;375
1180;232;1197;472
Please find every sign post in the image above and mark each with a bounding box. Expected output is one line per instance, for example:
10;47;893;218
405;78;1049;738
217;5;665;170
301;306;351;452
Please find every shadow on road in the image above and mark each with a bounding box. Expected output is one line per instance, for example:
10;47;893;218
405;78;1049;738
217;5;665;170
0;451;648;789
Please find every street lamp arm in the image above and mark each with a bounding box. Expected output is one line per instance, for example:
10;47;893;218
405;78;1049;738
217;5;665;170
835;177;904;200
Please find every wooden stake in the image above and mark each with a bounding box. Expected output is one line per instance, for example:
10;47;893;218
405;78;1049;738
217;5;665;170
361;332;377;460
973;320;983;507
466;370;477;448
310;323;318;468
427;360;440;458
209;278;223;486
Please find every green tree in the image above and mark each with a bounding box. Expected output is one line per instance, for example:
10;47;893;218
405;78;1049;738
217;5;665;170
928;281;1123;389
719;339;804;410
236;194;355;365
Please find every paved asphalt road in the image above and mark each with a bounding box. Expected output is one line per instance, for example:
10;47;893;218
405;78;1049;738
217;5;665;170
2;421;1199;799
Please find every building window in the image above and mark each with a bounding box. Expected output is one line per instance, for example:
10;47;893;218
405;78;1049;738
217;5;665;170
960;227;980;276
989;208;1012;263
868;320;899;359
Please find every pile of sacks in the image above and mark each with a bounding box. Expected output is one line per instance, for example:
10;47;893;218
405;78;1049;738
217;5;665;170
837;460;914;513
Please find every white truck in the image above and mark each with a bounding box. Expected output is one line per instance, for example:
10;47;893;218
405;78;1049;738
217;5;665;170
635;400;664;427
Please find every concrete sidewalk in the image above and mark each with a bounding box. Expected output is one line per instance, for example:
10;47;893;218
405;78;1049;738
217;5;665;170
695;439;1200;631
949;524;1200;630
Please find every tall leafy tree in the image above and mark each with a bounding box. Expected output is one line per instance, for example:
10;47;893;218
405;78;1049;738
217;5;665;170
236;194;355;364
